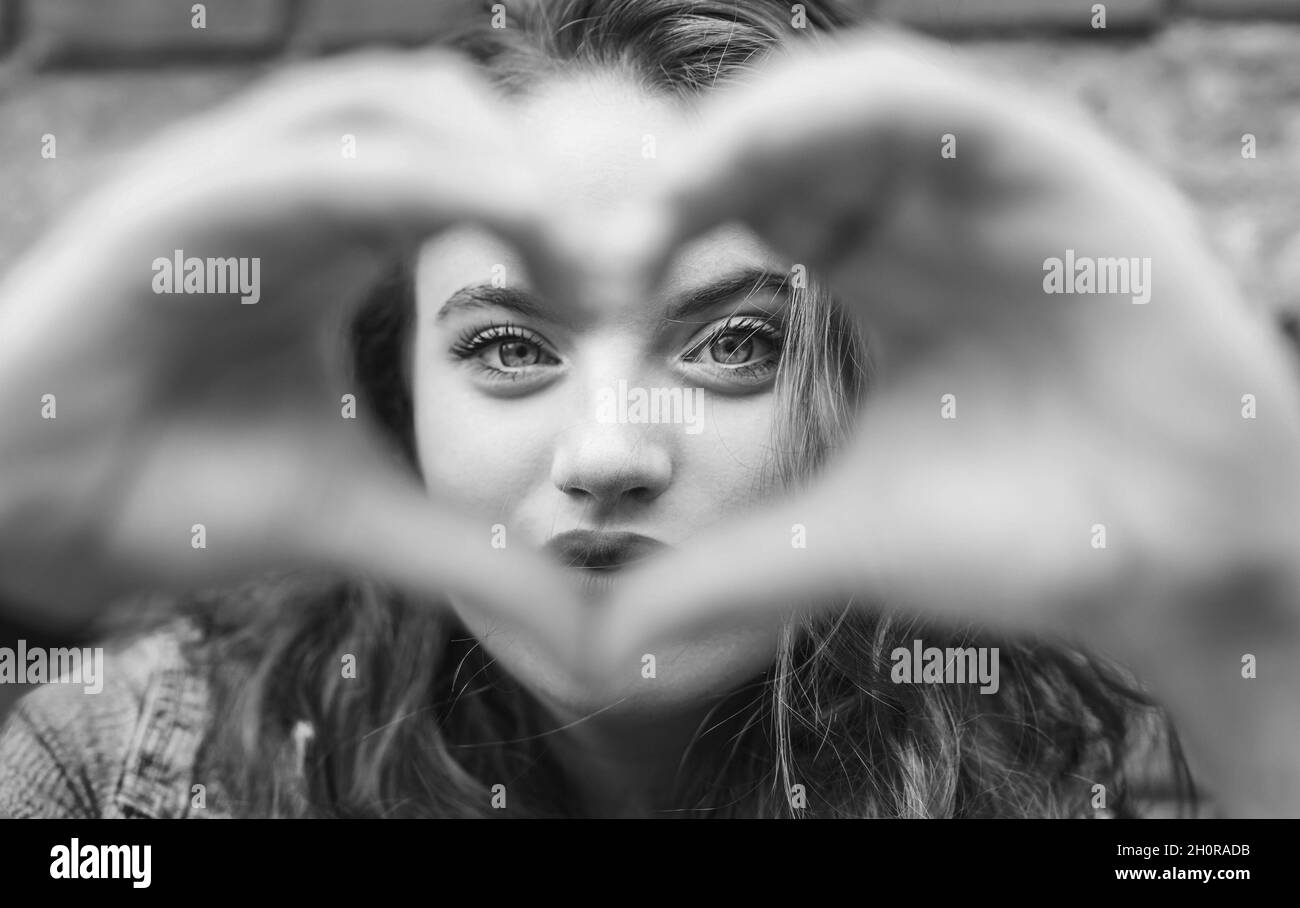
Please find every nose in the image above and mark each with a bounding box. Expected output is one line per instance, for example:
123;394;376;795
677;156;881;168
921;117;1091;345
550;422;672;512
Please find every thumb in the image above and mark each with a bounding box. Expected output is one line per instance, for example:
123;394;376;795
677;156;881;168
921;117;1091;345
594;487;869;677
592;421;1103;679
295;456;588;670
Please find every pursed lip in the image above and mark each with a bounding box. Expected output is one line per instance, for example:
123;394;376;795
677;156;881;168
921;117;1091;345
544;530;667;572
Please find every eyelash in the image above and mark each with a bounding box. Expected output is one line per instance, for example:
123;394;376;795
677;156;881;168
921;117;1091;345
450;322;559;379
682;316;785;378
449;315;786;382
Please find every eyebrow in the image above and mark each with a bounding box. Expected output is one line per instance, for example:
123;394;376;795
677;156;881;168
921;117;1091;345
436;284;552;323
664;268;792;324
435;267;792;325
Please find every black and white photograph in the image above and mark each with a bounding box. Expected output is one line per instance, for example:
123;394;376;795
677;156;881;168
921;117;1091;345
0;0;1296;888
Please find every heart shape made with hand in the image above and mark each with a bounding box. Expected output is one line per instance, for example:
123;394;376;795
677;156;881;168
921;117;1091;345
4;33;1299;804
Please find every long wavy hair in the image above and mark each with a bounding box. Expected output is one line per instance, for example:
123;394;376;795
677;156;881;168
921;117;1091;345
175;0;1196;818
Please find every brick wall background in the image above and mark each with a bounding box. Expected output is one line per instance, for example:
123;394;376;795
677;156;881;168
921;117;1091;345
0;0;1296;815
1;1;1298;321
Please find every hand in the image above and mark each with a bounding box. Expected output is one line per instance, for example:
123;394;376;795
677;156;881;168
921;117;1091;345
597;32;1300;814
0;51;588;657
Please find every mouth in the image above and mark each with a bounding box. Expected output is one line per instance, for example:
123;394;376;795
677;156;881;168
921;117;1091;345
544;530;667;600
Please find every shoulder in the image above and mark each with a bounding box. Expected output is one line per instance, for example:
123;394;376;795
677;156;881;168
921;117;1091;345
0;622;219;818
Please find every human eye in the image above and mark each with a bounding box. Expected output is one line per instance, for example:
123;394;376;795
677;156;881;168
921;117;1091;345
449;322;562;386
679;314;784;389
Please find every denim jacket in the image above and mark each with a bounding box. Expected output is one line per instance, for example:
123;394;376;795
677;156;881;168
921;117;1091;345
0;625;1204;819
0;627;230;819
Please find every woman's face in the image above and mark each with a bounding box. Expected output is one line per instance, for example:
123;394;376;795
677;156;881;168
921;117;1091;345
412;74;791;723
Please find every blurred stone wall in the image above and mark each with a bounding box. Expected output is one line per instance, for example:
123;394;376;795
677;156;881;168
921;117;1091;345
1;1;1297;319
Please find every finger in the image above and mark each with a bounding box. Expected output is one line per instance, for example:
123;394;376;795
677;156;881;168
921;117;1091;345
163;48;512;164
81;390;590;669
646;27;1191;299
261;409;590;669
80;50;554;271
293;457;589;670
68;129;556;333
593;395;1106;677
593;485;868;678
52;50;597;334
646;31;973;241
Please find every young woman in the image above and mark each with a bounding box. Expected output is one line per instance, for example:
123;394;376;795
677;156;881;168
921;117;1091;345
0;0;1296;818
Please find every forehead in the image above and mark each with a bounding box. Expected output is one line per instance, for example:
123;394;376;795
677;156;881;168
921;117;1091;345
417;69;784;307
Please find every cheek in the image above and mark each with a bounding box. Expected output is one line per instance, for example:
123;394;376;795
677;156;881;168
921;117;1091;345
411;364;556;511
679;395;782;513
